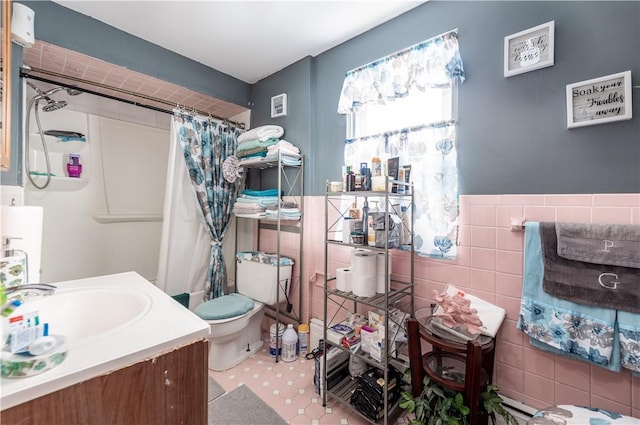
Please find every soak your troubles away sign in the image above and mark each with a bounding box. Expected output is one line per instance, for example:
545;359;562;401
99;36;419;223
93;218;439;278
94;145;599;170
566;70;633;128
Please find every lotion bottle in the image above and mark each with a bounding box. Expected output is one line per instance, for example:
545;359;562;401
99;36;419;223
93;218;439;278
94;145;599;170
367;201;378;247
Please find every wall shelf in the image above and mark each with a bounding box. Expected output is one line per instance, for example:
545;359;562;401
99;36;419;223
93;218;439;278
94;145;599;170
92;213;163;223
27;175;88;192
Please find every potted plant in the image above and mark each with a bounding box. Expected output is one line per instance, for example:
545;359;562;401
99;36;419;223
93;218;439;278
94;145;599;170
399;375;519;425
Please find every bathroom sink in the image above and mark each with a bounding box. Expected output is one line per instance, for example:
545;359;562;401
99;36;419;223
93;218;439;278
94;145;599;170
1;272;209;410
6;287;153;349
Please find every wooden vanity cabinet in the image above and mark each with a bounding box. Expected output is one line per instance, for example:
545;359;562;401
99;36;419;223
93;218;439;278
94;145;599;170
2;339;209;425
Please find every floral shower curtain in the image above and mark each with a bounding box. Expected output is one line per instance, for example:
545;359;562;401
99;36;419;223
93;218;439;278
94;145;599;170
338;30;465;259
173;111;241;300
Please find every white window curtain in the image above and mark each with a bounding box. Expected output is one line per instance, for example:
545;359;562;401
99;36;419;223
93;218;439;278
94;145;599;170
337;30;465;259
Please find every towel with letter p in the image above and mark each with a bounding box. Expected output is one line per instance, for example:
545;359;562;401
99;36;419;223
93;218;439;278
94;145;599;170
518;222;640;374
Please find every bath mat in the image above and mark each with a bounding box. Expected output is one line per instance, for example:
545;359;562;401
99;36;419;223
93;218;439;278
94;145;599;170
171;292;190;308
208;384;287;425
208;376;225;402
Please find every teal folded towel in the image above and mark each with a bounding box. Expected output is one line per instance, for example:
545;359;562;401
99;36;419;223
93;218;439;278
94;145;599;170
242;188;280;197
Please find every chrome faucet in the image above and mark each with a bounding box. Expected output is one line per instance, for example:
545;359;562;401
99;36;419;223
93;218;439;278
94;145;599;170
4;283;57;297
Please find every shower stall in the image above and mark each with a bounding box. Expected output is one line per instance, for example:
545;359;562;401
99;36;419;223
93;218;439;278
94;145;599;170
22;79;250;304
23;80;171;284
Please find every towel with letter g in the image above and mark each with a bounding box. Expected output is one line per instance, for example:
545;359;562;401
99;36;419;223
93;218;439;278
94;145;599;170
540;222;640;314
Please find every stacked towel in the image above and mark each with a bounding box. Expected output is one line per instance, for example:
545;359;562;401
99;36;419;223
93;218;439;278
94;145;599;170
238;125;284;143
236;125;302;167
264;140;302;165
233;189;277;218
518;222;640;374
232;189;301;221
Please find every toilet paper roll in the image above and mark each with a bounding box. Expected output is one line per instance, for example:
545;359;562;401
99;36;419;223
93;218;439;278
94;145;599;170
351;251;377;297
335;267;352;292
1;206;43;284
350;251;376;276
376;252;392;294
351;247;371;263
352;273;376;298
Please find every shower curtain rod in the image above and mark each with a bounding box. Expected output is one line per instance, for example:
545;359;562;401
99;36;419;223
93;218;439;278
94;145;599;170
19;67;246;129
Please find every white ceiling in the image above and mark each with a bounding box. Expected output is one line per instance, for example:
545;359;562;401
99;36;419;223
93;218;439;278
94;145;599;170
53;1;426;84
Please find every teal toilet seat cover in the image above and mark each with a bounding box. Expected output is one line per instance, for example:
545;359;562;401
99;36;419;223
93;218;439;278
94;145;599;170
194;293;255;320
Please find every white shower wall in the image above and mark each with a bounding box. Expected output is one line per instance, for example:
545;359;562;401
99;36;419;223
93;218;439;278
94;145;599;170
25;91;171;283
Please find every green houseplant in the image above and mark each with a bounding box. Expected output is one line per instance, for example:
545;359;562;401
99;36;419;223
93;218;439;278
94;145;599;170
400;375;520;425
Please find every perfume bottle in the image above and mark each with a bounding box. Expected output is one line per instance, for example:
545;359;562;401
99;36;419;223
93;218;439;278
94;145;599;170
67;153;82;178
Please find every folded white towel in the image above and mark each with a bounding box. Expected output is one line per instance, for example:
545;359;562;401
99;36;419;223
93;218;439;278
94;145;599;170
267;140;300;153
266;147;301;159
435;284;506;338
238;125;284;143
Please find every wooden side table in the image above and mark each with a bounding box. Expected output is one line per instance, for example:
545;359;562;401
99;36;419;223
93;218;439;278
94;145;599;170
407;317;496;425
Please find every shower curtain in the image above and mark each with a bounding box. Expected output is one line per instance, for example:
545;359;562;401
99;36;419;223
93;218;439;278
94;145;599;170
157;112;241;300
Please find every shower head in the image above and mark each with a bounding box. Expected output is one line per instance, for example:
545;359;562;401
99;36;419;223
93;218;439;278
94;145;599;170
65;87;83;96
41;98;68;112
27;81;83;101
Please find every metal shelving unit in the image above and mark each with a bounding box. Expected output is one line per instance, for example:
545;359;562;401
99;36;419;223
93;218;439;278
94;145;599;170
322;179;414;425
234;153;304;362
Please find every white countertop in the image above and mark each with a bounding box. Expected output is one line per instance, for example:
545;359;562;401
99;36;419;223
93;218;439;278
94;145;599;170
1;272;210;410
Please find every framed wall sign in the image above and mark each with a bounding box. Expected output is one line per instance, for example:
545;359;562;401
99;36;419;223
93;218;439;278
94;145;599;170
270;93;287;118
504;20;555;77
566;70;632;129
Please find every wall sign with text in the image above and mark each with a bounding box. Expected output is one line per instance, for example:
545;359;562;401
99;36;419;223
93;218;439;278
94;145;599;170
504;21;555;77
566;70;632;129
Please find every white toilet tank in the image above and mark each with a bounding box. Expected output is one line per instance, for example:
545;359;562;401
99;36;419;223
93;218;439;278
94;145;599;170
235;251;293;305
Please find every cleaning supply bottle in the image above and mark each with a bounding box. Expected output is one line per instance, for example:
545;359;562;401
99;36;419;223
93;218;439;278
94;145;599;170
298;324;309;357
281;323;298;362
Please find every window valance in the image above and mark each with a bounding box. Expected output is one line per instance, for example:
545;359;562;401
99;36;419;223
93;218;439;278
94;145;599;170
337;30;465;114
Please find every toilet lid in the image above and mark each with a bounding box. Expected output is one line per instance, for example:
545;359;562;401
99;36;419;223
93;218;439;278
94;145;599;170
194;293;255;320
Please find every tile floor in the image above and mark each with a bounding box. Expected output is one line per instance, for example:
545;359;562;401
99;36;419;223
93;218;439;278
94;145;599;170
209;334;408;425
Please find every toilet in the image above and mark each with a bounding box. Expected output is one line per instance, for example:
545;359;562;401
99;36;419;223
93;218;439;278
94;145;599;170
194;251;293;371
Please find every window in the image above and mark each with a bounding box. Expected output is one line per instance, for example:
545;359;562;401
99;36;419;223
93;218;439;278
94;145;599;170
338;30;464;259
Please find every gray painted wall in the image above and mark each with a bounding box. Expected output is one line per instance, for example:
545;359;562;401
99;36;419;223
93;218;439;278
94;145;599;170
305;1;640;195
4;1;639;196
247;57;312;195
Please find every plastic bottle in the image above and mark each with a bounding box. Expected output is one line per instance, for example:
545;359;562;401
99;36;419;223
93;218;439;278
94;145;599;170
371;156;382;177
298;324;309;357
348;202;361;220
361;198;369;246
367;201;378;247
281;323;298;362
